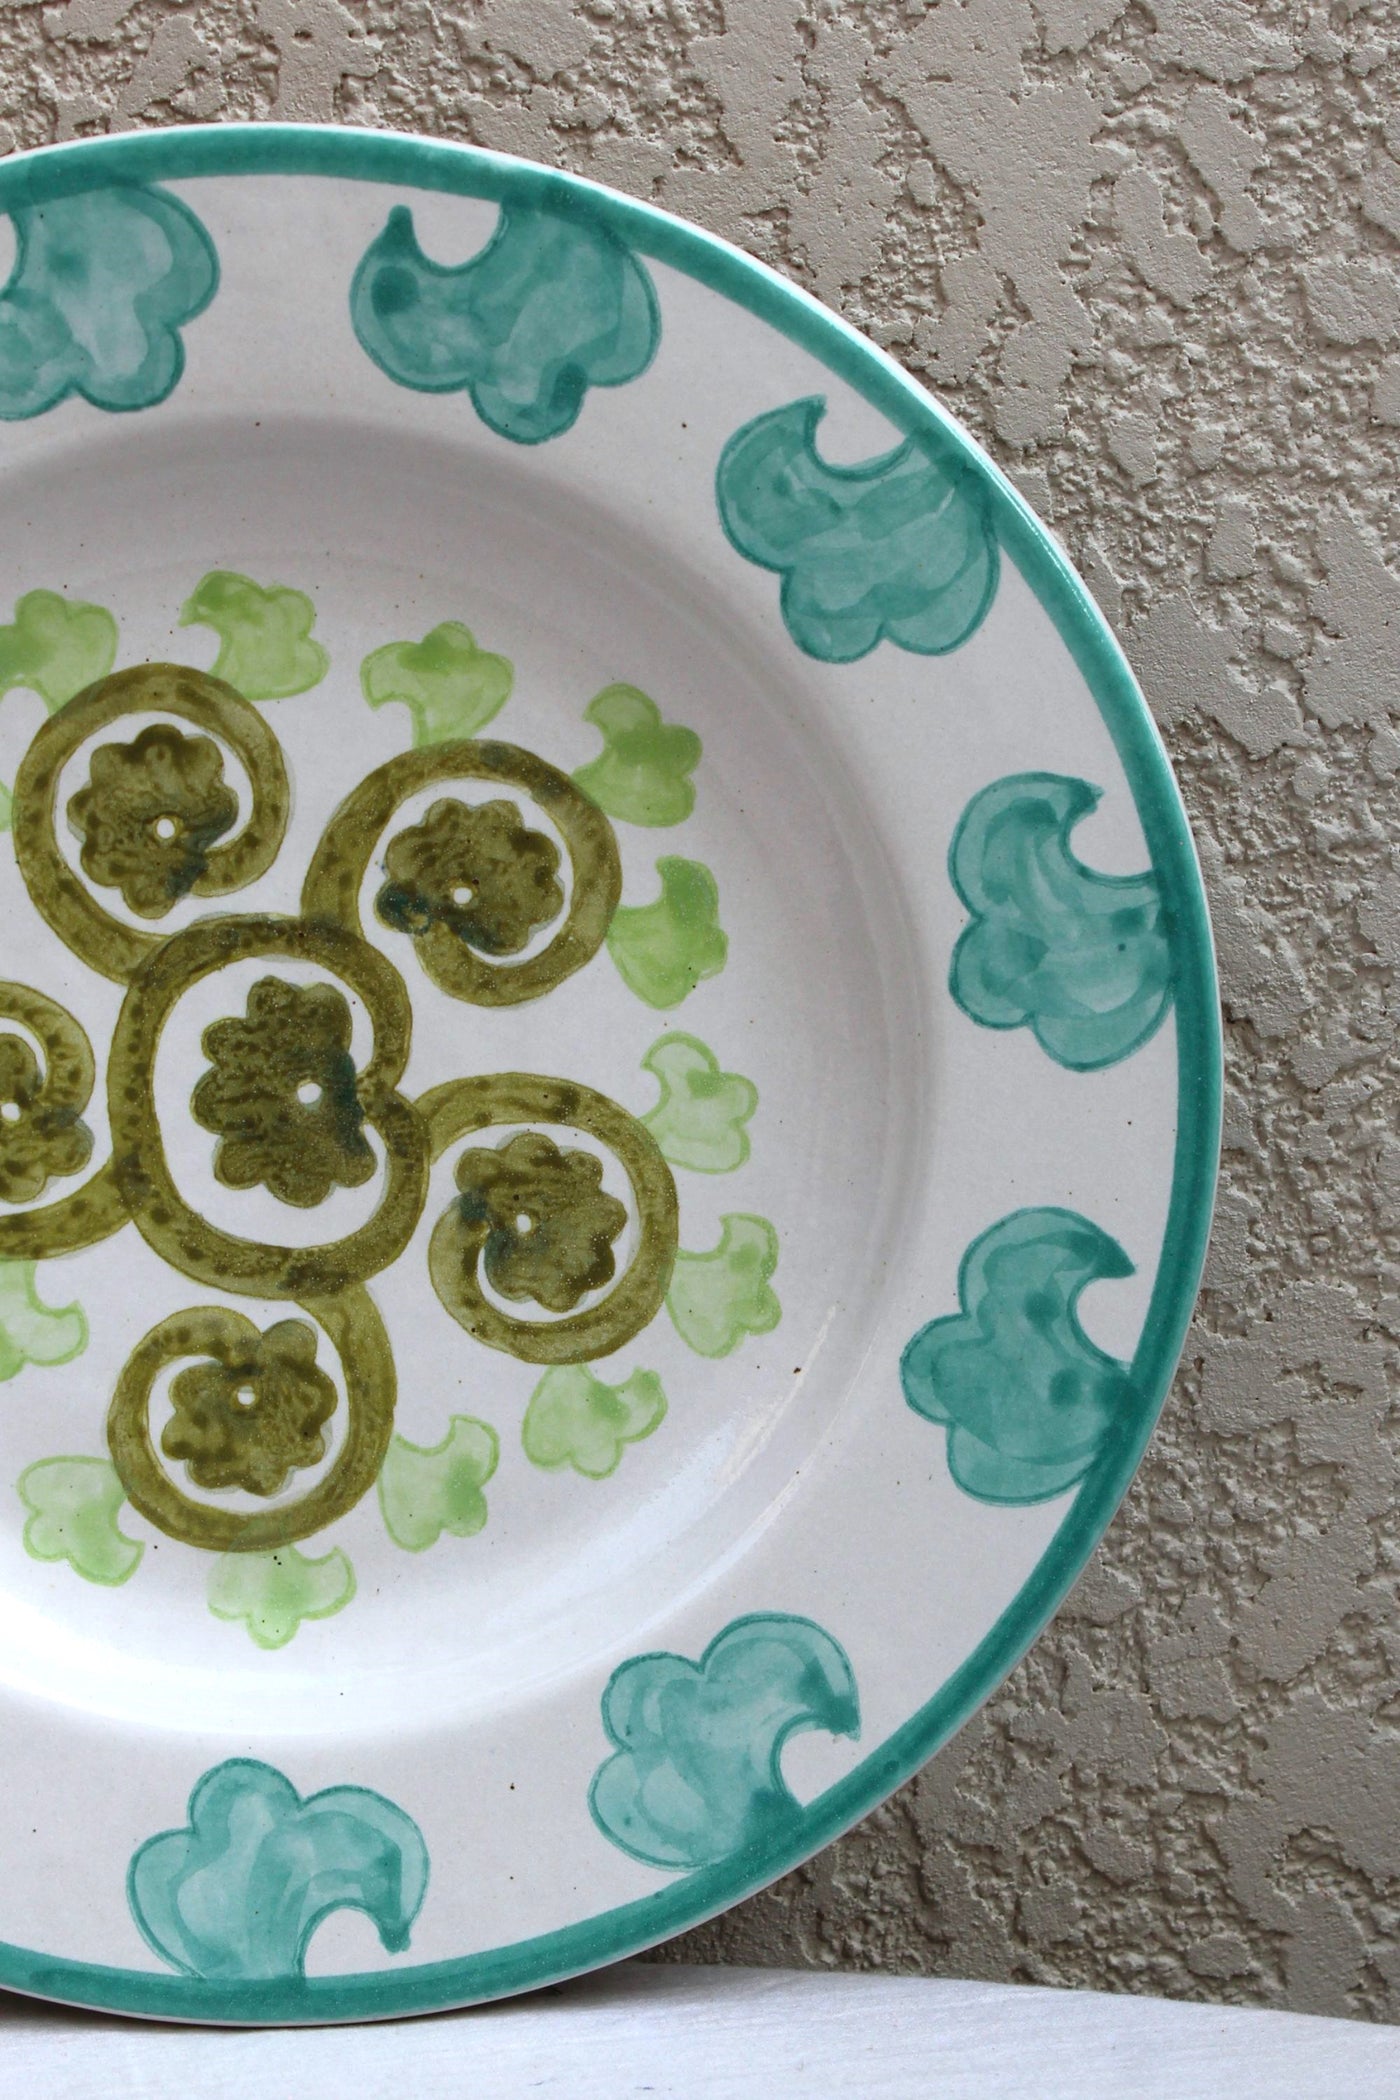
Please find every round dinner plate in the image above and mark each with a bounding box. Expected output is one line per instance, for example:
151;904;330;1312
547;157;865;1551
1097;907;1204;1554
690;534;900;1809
0;125;1218;2023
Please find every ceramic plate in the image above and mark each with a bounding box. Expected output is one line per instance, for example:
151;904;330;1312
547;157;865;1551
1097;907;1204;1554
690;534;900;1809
0;125;1219;2023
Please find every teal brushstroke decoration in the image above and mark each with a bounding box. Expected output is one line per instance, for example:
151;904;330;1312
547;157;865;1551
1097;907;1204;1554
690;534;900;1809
350;202;660;444
0;184;217;419
715;396;998;662
589;1614;859;1871
901;1207;1144;1505
949;773;1174;1071
128;1760;429;1981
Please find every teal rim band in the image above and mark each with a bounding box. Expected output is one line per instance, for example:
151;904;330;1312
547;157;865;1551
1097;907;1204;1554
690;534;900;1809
0;123;1221;2024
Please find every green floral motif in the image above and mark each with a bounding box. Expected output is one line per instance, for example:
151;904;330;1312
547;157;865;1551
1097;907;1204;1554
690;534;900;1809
716;396;998;663
162;1317;338;1496
900;1207;1143;1504
446;1132;628;1313
351;201;660;444
207;1548;356;1651
667;1215;780;1358
0;184;217;419
67;722;238;918
0;588;117;710
128;1758;427;1977
377;1416;498;1551
192;977;374;1208
179;571;328;701
0;1260;87;1381
573;686;701;827
590;1614;860;1871
642;1033;756;1173
19;1456;142;1585
0;1035;92;1203
522;1364;667;1478
949;773;1174;1072
607;857;727;1009
376;797;563;958
361;622;513;746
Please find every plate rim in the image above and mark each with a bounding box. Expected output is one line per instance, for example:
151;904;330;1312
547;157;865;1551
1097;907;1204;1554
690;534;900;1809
0;119;1221;2024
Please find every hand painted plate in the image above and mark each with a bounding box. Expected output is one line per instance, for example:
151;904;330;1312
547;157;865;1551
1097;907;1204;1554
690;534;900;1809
0;125;1219;2023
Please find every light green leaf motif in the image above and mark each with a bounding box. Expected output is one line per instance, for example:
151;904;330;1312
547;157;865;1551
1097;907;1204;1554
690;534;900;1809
950;773;1174;1071
716;396;998;663
573;685;701;826
0;184;217;419
900;1207;1144;1505
207;1545;355;1649
590;1614;859;1871
607;857;727;1009
377;1415;499;1550
0;1260;87;1381
19;1456;142;1585
0;589;118;709
668;1214;780;1358
0;589;119;826
351;202;660;445
522;1365;667;1479
179;570;329;701
128;1759;429;1980
361;622;513;746
642;1033;757;1173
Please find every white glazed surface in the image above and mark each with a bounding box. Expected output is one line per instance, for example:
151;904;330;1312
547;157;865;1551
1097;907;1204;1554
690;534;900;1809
0;141;1209;2015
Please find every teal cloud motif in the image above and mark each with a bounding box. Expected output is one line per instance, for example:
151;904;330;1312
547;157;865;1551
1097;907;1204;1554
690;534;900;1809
0;184;217;419
350;202;660;444
901;1208;1144;1505
949;773;1174;1071
589;1614;859;1872
128;1759;428;1981
715;396;998;662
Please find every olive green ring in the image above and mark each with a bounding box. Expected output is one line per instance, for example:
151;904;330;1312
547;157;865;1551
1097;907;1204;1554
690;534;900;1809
13;663;291;985
108;1287;395;1551
420;1071;678;1364
0;981;128;1258
302;740;622;1007
109;913;429;1299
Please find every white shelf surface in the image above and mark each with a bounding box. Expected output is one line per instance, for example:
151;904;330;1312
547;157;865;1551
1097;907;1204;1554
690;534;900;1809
1;1960;1396;2097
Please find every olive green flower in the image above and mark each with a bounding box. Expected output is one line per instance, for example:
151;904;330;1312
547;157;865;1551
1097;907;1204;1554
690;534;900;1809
0;1033;92;1203
376;796;563;958
67;722;238;917
162;1318;337;1496
448;1131;628;1312
191;977;374;1208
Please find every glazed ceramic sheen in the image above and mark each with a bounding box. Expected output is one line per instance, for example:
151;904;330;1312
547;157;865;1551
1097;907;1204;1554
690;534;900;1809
0;125;1219;2023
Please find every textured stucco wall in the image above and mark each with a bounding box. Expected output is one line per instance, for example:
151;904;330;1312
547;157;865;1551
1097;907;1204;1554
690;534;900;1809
3;0;1398;2026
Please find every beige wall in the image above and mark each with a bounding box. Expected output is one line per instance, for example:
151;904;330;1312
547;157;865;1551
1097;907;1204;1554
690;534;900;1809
5;0;1398;2024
